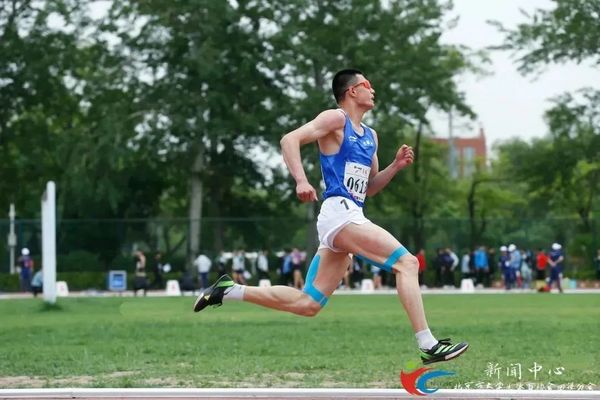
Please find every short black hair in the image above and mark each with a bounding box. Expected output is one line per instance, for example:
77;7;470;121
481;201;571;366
332;69;363;103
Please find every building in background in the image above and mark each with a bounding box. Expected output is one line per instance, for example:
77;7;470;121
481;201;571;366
432;127;487;179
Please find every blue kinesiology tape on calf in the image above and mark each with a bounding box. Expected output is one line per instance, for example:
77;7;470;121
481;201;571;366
303;255;329;307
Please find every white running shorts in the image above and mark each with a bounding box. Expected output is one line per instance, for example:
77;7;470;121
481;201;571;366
317;196;370;252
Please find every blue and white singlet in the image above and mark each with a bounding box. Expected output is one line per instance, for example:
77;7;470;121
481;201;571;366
320;111;377;208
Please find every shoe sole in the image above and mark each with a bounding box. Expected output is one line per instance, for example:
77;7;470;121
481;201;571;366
193;290;208;312
444;343;469;361
423;344;469;365
193;275;231;312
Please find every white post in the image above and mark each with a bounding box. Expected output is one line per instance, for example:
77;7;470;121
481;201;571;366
42;181;57;304
8;204;16;274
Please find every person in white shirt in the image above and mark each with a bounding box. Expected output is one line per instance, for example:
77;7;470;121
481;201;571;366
445;248;459;288
231;250;247;284
460;250;471;280
257;250;269;280
194;253;212;290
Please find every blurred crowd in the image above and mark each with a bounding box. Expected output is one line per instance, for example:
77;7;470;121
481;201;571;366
177;242;590;294
13;242;600;296
431;243;569;292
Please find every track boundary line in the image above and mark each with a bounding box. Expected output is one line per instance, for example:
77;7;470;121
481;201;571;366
1;388;599;399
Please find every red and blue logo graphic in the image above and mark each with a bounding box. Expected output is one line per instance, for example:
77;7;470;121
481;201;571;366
400;363;455;396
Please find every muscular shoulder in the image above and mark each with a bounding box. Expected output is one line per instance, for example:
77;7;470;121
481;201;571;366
371;128;378;141
313;109;346;132
370;128;379;148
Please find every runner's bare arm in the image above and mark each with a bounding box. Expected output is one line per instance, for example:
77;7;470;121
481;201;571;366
280;110;345;202
366;132;414;196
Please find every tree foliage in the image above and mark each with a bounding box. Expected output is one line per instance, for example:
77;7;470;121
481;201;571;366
492;0;600;74
8;0;598;269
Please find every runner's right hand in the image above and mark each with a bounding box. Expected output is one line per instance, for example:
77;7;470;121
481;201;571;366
296;181;318;202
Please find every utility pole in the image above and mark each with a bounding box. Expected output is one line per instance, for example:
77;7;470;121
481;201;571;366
8;204;16;274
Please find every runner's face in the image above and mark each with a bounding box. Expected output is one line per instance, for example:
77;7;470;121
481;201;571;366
346;75;375;109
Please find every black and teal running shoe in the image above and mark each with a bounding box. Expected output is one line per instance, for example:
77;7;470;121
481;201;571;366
420;338;469;365
193;274;235;312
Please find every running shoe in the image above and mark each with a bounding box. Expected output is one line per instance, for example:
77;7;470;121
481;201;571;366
193;274;235;312
420;338;469;365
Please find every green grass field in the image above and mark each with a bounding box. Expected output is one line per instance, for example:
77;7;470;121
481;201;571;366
1;293;598;389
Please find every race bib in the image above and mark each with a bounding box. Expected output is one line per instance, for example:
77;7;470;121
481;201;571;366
344;162;370;203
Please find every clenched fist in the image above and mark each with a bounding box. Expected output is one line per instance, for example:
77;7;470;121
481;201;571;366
296;181;318;202
394;144;414;170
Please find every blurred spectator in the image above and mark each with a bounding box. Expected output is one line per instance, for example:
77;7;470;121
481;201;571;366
215;251;227;277
499;246;512;290
444;248;458;288
460;249;472;281
474;246;489;287
31;267;43;297
257;250;270;280
520;249;533;289
194;253;212;290
151;251;165;289
279;249;293;286
17;248;33;293
380;268;390;288
487;247;497;282
434;248;445;287
342;263;351;289
546;243;564;293
595;249;600;280
416;249;426;287
371;264;382;289
351;257;363;288
508;244;522;288
179;270;196;292
535;248;548;281
468;248;476;276
291;247;305;290
132;250;148;296
231;250;247;285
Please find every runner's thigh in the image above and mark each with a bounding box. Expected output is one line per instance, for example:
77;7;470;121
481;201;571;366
333;221;405;265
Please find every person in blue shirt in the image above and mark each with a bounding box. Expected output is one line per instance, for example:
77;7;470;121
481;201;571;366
193;69;468;365
279;249;293;286
474;246;489;287
546;243;564;293
18;248;33;293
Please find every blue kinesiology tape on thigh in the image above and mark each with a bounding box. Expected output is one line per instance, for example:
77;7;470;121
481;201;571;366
302;255;329;307
355;245;409;272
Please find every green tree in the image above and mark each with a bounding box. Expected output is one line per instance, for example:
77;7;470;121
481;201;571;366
492;0;600;74
543;90;600;231
0;0;83;215
495;0;600;265
0;1;170;265
97;0;484;261
104;0;290;265
267;0;482;251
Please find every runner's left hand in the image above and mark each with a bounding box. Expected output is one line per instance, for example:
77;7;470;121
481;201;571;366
394;144;414;169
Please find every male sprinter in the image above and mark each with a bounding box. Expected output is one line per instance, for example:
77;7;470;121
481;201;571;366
194;69;468;365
